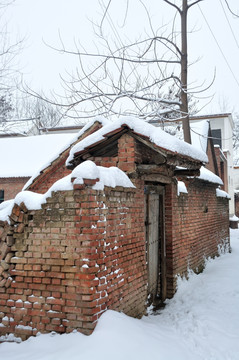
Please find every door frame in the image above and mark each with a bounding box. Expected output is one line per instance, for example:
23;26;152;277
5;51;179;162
144;184;167;305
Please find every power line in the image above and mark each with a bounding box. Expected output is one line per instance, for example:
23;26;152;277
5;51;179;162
198;3;239;90
99;0;142;80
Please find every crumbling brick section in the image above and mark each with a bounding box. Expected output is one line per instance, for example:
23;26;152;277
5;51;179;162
0;180;147;340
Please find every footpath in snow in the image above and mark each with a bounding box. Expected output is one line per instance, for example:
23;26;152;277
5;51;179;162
1;229;239;360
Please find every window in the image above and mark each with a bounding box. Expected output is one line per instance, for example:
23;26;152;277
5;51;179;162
211;129;222;148
0;190;4;203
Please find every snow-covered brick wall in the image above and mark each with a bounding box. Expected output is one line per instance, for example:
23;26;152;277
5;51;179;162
0;176;146;341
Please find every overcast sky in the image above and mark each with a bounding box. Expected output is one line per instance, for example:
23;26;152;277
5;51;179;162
4;0;239;116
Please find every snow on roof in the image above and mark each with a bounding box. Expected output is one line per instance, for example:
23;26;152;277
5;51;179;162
163;120;209;153
177;165;224;185
0;133;76;178
198;167;223;185
66;116;208;166
22;117;112;189
0;117;112;179
185;165;223;185
0;161;135;223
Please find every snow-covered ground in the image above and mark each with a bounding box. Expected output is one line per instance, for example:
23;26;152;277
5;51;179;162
1;229;239;360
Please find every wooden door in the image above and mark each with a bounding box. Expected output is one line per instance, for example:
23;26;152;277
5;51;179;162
145;185;166;305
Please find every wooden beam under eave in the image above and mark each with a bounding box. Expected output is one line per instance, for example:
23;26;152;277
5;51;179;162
166;155;203;170
137;164;165;172
141;173;173;184
174;169;200;177
137;164;174;176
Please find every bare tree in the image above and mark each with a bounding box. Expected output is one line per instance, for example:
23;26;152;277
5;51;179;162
0;1;63;135
0;0;23;122
12;95;62;134
23;0;238;144
0;93;14;121
40;0;207;144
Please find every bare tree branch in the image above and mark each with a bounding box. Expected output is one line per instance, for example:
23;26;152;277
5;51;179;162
223;0;239;17
0;1;25;123
188;0;204;10
100;0;112;30
163;0;182;14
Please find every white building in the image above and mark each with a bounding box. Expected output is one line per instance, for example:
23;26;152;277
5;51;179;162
190;113;234;216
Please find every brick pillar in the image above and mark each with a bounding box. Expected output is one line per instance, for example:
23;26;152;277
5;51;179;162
118;134;136;173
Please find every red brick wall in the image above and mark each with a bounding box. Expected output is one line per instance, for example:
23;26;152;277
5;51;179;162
165;179;229;298
0;181;146;340
0;177;30;201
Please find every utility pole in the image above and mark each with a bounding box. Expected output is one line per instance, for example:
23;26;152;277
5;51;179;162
164;0;203;144
180;0;191;144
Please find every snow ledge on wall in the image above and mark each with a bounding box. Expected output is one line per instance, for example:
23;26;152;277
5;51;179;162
190;166;224;185
216;188;230;199
0;161;135;224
